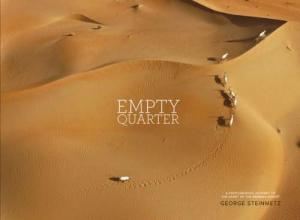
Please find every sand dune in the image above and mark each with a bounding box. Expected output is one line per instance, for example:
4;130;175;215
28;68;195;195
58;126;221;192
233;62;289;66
1;0;300;220
1;0;283;92
1;60;284;220
223;22;300;220
193;0;300;21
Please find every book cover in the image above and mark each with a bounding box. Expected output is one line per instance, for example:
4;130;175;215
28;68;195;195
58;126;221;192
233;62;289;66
1;0;300;219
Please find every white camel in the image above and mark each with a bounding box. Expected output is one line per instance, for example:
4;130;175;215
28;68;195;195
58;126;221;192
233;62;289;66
118;176;130;182
228;89;236;99
224;114;234;127
221;74;228;86
255;30;267;42
230;96;237;108
218;52;229;63
216;74;228;87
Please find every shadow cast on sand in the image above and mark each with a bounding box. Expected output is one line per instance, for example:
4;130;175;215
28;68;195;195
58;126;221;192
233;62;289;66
207;57;219;63
214;75;222;84
225;36;257;43
217;116;226;127
109;177;122;182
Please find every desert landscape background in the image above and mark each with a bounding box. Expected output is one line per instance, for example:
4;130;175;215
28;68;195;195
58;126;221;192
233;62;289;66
1;0;300;219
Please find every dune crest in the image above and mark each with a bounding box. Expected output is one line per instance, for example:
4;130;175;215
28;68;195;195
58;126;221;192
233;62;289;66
192;0;300;21
1;0;284;92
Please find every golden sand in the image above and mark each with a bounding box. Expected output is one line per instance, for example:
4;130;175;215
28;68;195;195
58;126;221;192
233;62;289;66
1;0;300;219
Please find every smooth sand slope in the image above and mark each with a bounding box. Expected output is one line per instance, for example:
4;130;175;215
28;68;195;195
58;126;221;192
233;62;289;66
193;0;300;21
221;22;300;220
1;60;284;220
1;0;300;220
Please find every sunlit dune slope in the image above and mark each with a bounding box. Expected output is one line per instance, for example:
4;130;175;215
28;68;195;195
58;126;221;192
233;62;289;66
193;0;300;21
1;59;283;220
217;21;300;220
